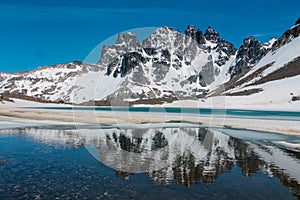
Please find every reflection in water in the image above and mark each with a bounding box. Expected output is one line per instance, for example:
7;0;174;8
1;125;300;198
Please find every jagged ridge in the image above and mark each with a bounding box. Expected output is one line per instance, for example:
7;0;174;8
0;18;299;105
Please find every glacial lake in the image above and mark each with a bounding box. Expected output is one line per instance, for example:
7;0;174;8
27;106;300;121
0;125;300;199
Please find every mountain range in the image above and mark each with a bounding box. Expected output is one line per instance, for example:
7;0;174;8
0;18;299;105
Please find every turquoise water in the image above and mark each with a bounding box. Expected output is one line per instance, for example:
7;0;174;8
0;126;300;199
26;106;300;120
25;106;300;122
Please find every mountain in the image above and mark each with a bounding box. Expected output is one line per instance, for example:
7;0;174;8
211;19;300;105
0;18;299;105
94;26;236;104
0;61;101;103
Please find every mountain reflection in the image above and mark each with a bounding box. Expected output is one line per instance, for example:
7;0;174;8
1;125;300;198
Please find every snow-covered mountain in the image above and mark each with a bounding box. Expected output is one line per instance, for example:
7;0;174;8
212;19;300;105
0;18;299;105
92;25;236;104
0;61;101;103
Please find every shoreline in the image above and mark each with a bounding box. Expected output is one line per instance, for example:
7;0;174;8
0;99;300;135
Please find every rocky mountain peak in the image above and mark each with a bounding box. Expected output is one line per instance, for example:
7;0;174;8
243;36;256;45
98;32;142;69
185;25;196;34
216;39;236;54
115;32;141;48
228;36;267;77
204;27;220;43
142;26;183;50
184;25;206;45
213;39;236;66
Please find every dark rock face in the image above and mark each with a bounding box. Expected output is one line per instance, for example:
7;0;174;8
98;32;142;67
199;61;215;86
229;36;267;77
204;27;220;43
184;25;206;44
107;52;146;78
214;39;236;66
292;96;300;101
215;39;236;56
107;58;119;76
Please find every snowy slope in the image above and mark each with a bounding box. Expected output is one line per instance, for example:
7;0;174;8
0;62;102;103
224;35;300;105
239;36;300;85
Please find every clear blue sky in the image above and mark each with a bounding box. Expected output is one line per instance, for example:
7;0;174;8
0;0;299;73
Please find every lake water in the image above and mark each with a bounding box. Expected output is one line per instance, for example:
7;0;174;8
28;106;300;121
1;125;300;199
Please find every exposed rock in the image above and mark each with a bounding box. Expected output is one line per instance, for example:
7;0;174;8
115;52;147;77
184;25;206;44
204;27;220;43
271;18;300;51
199;61;215;86
229;36;267;77
292;96;300;101
215;39;236;56
214;39;236;66
98;32;142;69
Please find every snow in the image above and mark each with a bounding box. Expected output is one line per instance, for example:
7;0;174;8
208;55;235;91
242;36;300;80
271;141;300;151
217;35;300;109
149;95;300;112
1;98;300;135
2;98;72;108
264;37;277;49
1;26;238;104
0;27;300;138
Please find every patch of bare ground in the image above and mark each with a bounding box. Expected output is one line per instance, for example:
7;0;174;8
246;56;300;87
0;94;14;103
210;70;250;96
0;92;68;104
211;62;274;96
292;96;300;101
81;97;179;106
225;88;263;96
235;62;275;86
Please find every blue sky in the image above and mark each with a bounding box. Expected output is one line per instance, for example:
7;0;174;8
0;0;299;73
